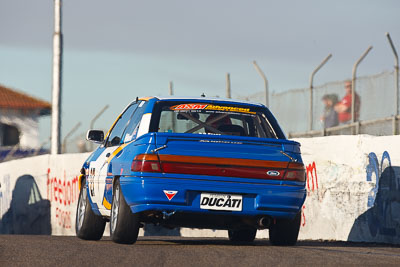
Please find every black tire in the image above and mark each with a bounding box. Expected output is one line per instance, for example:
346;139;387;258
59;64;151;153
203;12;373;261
228;228;257;243
110;179;140;244
269;212;301;246
75;179;106;240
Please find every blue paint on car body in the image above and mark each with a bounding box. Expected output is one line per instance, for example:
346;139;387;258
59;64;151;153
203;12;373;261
81;96;306;231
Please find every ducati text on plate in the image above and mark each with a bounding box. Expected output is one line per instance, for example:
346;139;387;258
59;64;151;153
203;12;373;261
200;193;242;211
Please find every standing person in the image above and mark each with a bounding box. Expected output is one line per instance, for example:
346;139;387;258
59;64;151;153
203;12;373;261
321;94;339;128
334;80;361;123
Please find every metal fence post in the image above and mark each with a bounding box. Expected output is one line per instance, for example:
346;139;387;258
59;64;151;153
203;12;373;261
90;105;109;130
308;54;332;131
252;61;269;107
169;81;176;132
169;81;174;96
351;46;373;130
385;32;399;135
62;122;81;153
226;73;231;98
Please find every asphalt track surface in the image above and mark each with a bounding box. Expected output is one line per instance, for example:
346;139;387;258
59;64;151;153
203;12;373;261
1;235;400;266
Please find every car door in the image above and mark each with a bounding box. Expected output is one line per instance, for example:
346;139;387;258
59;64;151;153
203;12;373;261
88;103;138;214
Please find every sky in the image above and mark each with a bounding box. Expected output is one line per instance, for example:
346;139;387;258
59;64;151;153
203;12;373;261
0;0;399;151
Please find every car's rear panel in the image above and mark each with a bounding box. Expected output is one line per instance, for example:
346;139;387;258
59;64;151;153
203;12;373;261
120;133;305;221
116;99;306;228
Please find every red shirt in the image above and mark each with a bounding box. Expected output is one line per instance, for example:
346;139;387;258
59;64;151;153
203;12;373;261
338;93;360;123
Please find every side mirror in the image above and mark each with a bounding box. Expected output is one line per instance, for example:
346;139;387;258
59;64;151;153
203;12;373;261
86;130;104;143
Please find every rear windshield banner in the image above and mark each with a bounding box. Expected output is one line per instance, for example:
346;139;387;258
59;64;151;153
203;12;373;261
169;103;256;115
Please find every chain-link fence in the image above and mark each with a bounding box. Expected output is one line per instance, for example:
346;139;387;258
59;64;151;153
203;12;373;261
238;71;399;137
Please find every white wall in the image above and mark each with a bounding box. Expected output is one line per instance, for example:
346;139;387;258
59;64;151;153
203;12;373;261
0;153;90;235
296;135;400;243
0;135;399;243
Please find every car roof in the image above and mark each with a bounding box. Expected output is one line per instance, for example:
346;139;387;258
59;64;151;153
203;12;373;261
138;96;265;107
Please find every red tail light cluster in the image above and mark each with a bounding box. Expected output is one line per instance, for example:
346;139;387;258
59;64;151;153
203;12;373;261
283;169;306;182
131;154;162;172
284;162;306;182
131;154;305;182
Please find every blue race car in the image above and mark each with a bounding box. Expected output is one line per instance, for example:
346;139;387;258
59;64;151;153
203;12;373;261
76;97;306;245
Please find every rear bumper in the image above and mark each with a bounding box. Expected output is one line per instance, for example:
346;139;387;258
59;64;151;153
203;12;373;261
120;175;306;220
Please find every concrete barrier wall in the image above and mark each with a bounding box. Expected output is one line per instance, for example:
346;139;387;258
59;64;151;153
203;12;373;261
0;135;399;243
297;135;400;244
0;153;90;235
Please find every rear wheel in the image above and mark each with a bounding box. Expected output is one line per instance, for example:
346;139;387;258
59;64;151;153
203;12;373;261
269;212;301;246
110;179;140;244
75;179;106;240
228;228;257;243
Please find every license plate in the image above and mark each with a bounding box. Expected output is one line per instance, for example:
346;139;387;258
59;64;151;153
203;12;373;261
200;193;242;211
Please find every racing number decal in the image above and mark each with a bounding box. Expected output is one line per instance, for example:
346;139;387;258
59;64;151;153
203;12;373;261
88;167;96;196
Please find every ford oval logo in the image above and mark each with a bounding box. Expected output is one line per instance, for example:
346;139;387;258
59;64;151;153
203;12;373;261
267;170;280;176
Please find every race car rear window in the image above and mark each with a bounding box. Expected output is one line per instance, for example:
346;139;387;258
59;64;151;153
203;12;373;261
150;102;283;139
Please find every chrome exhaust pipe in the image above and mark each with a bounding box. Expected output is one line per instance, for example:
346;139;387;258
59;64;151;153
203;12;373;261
258;217;271;228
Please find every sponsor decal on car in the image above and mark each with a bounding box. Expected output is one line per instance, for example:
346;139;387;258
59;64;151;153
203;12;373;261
200;193;242;211
170;103;256;114
199;140;243;144
163;190;178;201
170;104;208;111
205;104;256;114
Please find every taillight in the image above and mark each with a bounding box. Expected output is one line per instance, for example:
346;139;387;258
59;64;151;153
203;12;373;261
284;169;306;182
131;153;306;182
282;162;305;182
131;154;162;172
